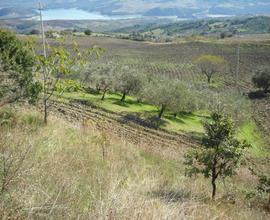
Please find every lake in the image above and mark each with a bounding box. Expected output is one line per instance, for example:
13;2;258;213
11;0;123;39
36;8;141;21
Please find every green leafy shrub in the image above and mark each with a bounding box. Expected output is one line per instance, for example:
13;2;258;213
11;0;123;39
56;80;83;93
0;107;16;127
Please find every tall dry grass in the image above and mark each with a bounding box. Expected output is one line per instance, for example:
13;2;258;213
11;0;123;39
0;105;269;219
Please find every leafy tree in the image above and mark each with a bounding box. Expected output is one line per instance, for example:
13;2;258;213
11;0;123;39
35;40;102;123
168;82;201;117
113;66;143;102
185;112;249;200
0;29;41;107
257;173;270;211
142;77;185;119
56;79;82;93
29;29;40;35
90;62;116;100
195;55;228;84
201;88;251;126
84;29;92;36
252;67;270;93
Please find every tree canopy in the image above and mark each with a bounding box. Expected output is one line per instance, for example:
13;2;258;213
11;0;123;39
0;29;41;107
195;55;228;84
185;112;249;199
252;66;270;93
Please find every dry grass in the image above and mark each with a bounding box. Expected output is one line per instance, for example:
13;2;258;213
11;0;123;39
0;105;269;219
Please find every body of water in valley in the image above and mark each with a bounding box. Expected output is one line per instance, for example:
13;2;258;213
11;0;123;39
35;8;142;20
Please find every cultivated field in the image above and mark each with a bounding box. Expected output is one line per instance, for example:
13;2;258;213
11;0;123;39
47;35;270;136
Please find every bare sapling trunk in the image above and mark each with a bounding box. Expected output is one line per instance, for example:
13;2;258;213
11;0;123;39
211;159;217;200
43;97;48;124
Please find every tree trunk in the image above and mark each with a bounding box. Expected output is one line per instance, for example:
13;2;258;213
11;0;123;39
158;104;165;119
267;194;270;211
211;177;216;200
101;89;107;100
207;75;211;84
120;91;126;102
44;98;48;124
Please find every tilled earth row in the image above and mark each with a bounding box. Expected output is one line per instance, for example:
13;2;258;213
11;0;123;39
50;100;199;160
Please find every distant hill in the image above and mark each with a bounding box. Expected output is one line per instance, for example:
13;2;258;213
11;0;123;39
0;0;270;19
115;16;270;39
1;16;269;40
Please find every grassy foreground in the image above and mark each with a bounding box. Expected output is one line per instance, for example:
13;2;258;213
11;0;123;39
0;106;269;219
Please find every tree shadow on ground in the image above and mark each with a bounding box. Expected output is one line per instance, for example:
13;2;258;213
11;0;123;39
119;113;168;129
248;91;269;100
165;115;185;124
185;131;204;142
148;189;191;203
112;99;149;108
113;100;130;107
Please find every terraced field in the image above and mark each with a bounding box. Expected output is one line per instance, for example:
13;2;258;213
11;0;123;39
45;36;270;143
50;100;198;160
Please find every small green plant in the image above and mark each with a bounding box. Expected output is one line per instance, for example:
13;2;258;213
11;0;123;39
250;167;270;211
0;107;16;127
185;111;249;200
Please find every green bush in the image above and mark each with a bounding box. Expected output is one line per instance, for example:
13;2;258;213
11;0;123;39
0;107;16;127
56;80;82;93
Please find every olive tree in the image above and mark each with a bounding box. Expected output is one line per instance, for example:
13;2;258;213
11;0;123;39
91;62;116;100
142;77;184;119
185;112;249;200
195;55;228;84
201;88;251;126
168;82;201;117
252;66;270;93
0;29;41;107
113;66;143;102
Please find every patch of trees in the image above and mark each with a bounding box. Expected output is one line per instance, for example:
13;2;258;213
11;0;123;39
252;66;270;93
28;29;40;35
79;61;251;123
81;62;206;118
0;29;41;107
84;29;92;36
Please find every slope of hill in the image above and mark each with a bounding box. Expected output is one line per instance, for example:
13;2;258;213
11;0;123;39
115;16;270;39
1;103;269;219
